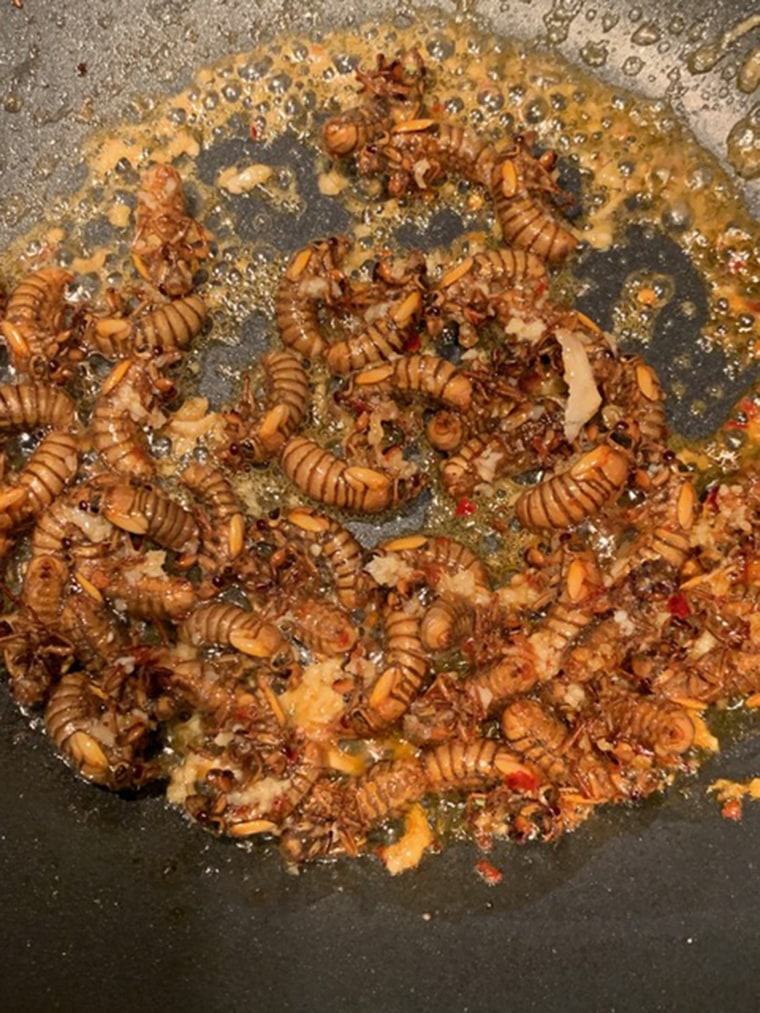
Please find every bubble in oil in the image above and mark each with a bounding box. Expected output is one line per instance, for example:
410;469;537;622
623;56;645;77
579;41;609;69
631;22;661;47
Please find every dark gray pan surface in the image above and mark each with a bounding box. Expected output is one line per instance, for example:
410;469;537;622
1;2;760;1011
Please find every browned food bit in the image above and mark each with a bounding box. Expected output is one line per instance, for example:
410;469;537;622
132;163;210;297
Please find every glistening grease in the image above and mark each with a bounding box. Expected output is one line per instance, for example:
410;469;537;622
0;20;759;876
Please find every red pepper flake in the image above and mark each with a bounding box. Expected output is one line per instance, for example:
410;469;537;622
455;496;477;517
704;485;720;511
404;331;421;353
474;859;503;886
721;798;743;822
249;124;260;141
504;769;539;793
667;593;691;619
727;256;746;274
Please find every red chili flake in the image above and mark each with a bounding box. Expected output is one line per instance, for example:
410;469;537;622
535;279;548;299
474;860;503;886
721;798;743;822
667;593;691;619
704;485;720;511
727;256;746;274
404;331;421;353
455;496;477;517
249;124;260;141
504;769;539;793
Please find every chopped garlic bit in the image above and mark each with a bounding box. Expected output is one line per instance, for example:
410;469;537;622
280;658;347;736
317;169;349;196
709;777;760;803
556;329;602;442
379;803;435;875
163;397;224;455
365;553;414;587
505;315;546;343
217;163;273;194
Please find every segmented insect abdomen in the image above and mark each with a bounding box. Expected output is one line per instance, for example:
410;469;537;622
515;446;629;532
3;430;79;528
0;383;77;432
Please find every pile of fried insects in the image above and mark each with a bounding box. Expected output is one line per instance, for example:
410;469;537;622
1;52;758;874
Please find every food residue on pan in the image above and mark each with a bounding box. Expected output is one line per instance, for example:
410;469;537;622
0;19;759;875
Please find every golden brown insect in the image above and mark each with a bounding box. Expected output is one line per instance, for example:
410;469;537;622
274;238;349;359
0;554;73;707
463;642;540;713
515;445;630;532
181;462;245;565
291;602;359;656
362;605;429;726
604;354;668;453
326;315;409;376
0;430;79;531
598;691;695;761
44;671;158;789
90;357;174;479
428;248;548;345
57;590;129;672
440;435;492;498
0;383;78;432
19;553;69;622
132;163;210;297
422;737;535;791
352;756;427;829
489;142;579;264
500;699;572;784
0;267;73;374
92;295;207;357
254;350;310;455
30;476;120;561
99;567;197;623
420;595;475;652
356;354;472;411
378;532;490;591
356;119;498;198
285;507;374;609
426;409;466;452
103;483;200;555
179;601;292;663
281;435;400;513
323;103;392;157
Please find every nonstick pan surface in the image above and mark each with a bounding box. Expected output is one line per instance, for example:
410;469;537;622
1;2;760;1011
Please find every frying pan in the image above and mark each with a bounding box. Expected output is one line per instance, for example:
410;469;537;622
2;1;760;1010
